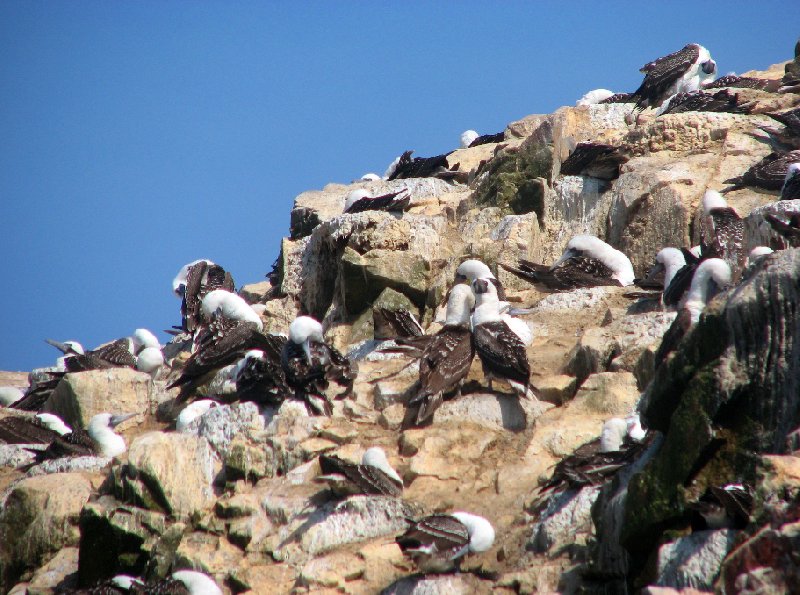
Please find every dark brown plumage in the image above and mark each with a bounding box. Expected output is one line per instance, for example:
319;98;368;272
765;212;800;248
560;142;628;180
408;325;474;425
387;150;456;181
180;261;235;333
467;132;504;147
688;484;754;530
372;308;423;340
344;190;411;214
396;514;469;566
499;257;621;292
232;336;290;405
281;339;354;415
722;150;800;193
703;75;781;92
599;92;634;104
32;428;97;462
11;375;62;411
633;44;706;110
473;321;530;392
658;89;751;115
63;338;136;372
316;454;403;497
0;415;65;444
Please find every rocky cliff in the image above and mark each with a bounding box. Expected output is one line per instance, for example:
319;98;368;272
1;53;799;594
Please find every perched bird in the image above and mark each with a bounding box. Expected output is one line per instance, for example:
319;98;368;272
281;316;354;415
635;247;687;292
466;131;504;148
131;328;164;377
559;142;628;180
52;337;137;373
765;211;800;247
174;259;236;333
407;284;475;426
632;43;717;111
781;162;800;200
688;483;754;530
175;399;220;432
360;173;381;182
31;412;135;463
599;92;635;104
654;259;732;367
386;150;458;181
471;279;533;398
723;150;800;193
396;512;495;573
343;188;411;214
499;235;635;291
372;308;424;340
200;289;263;330
10;373;63;411
576;89;615;106
656;89;751;116
460;130;480;148
0;412;72;444
661;248;703;309
701;190;745;276
702;74;781;92
455;259;506;300
758;107;800;149
316;446;403;498
232;342;290;406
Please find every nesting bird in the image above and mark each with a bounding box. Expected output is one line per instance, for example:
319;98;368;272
396;512;495;573
631;43;717;111
781;162;800;200
343;188;411;214
723;150;800;193
173;259;235;332
30;412;135;464
0;412;72;444
500;234;635;291
701;190;745;276
316;446;403;498
200;289;263;330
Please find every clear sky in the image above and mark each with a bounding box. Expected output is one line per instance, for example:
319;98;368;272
0;2;795;373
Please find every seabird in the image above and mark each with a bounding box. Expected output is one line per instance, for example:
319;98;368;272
200;289;263;330
654;258;731;367
396;512;495;573
765;211;800;247
455;259;506;300
467;131;505;148
635;247;701;309
174;259;236;332
372;307;424;340
233;343;290;405
599;92;635;104
0;386;24;407
631;43;717;111
781;162;800;200
407;284;475;425
386;150;459;181
701;190;745;275
759;107;800;149
30;412;135;463
168;315;277;399
360;173;381;182
169;570;224;595
281;316;354;415
460;130;480;148
316;446;403;498
131;328;164;376
499;234;635;291
343;188;411;214
656;89;751;116
471;279;533;398
175;399;220;431
10;373;63;411
746;246;774;267
559;142;628;180
67;571;222;595
576;89;615;106
722;150;800;193
703;74;781;92
51;336;137;373
688;483;753;530
0;412;72;444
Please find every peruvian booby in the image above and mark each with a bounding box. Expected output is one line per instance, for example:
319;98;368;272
0;412;71;444
455;259;506;300
175;399;220;431
631;43;717;111
654;258;731;367
576;89;615;106
66;570;222;595
765;211;800;247
281;316;354;415
781;162;800;200
31;412;135;463
200;289;263;330
660;248;703;309
703;74;781;92
634;247;687;291
386;150;459;181
722;150;800;193
471;279;532;398
175;259;236;332
168;315;277;399
688;483;753;530
316;446;403;498
656;89;751;116
343;188;411;214
132;328;164;376
168;570;224;595
54;337;137;373
702;190;745;275
373;307;424;340
460;130;480;148
559;142;628;180
396;512;495;573
499;234;635;291
407;284;475;426
599;92;635;104
233;343;290;405
759;107;800;149
10;373;62;411
467;131;505;148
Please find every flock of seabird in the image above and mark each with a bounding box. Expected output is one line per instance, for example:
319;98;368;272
3;39;799;589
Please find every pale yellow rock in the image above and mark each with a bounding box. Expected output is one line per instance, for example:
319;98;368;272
26;546;79;591
299;551;365;588
570;372;640;416
42;367;151;429
536;374;579;405
174;531;240;579
125;432;221;517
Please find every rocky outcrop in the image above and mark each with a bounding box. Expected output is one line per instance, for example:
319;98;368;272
2;51;799;595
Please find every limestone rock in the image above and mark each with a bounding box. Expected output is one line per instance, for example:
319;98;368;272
116;432;220;517
41;368;151;429
718;523;800;594
0;473;94;591
654;530;736;590
529;486;600;553
433;392;552;431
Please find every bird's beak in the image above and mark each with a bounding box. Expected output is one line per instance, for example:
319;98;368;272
553;247;579;268
646;261;665;280
110;413;137;428
701;60;716;75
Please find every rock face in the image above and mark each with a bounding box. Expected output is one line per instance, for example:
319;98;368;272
2;52;799;595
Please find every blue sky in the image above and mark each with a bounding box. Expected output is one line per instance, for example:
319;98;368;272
0;2;795;372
